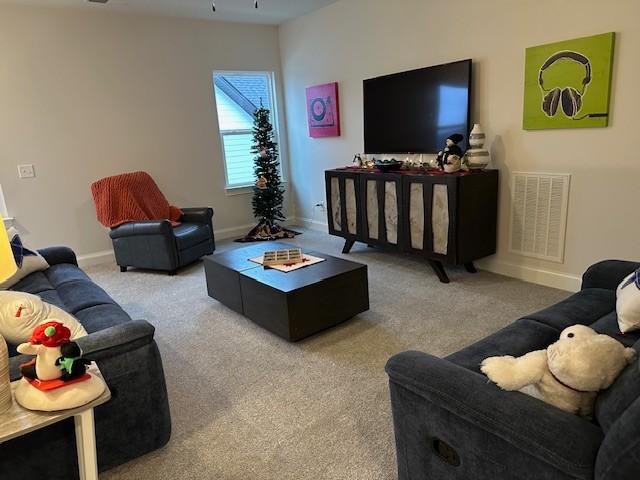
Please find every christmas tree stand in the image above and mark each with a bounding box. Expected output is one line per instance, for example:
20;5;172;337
236;220;299;243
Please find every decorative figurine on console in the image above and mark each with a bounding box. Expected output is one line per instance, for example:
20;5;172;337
352;154;363;167
435;133;464;172
14;321;105;411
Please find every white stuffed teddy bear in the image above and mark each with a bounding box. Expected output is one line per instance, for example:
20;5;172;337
481;325;636;416
0;291;86;346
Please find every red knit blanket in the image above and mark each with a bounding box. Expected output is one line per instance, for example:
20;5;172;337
91;171;182;228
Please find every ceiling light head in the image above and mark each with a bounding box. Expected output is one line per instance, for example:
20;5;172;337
211;1;259;14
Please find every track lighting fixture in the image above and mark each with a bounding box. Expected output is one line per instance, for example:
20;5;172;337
211;1;259;14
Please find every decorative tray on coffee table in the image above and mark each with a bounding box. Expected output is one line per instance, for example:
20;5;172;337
262;248;304;266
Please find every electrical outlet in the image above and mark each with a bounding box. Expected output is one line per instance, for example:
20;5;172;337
17;164;35;179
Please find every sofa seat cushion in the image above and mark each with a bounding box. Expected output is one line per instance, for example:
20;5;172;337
10;264;90;299
446;318;560;373
523;288;616;332
173;223;210;251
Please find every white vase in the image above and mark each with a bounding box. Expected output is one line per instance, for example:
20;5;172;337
464;148;491;170
0;335;11;414
469;123;486;149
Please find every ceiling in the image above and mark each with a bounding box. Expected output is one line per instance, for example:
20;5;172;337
0;0;340;24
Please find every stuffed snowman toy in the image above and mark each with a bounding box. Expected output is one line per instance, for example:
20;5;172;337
14;320;105;412
481;325;636;416
17;321;87;382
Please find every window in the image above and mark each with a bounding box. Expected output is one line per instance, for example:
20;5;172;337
212;71;281;189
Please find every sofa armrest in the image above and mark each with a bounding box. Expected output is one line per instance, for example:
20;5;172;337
581;260;640;291
109;220;173;239
75;320;156;361
37;246;78;266
180;207;214;225
386;351;603;477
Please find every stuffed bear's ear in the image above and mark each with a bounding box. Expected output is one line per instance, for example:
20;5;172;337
624;348;637;365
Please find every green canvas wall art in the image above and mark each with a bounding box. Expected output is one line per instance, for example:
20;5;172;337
523;32;615;130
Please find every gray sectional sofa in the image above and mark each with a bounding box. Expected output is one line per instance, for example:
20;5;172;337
1;246;171;480
386;260;640;480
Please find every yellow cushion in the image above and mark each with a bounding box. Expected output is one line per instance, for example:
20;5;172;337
0;219;17;284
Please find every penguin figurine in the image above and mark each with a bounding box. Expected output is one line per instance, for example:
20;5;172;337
435;133;464;169
17;321;89;382
56;342;90;381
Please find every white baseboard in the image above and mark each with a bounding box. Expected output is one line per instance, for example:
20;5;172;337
292;216;328;233
77;250;115;268
477;258;581;292
214;223;258;240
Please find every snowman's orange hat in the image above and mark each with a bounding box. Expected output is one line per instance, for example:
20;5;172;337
29;321;71;348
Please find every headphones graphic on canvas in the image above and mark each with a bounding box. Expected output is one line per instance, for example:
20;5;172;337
538;50;608;121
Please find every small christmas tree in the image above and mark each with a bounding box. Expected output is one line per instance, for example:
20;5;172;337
239;105;296;241
251;106;284;225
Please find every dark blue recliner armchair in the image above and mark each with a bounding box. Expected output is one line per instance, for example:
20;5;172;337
386;260;640;480
110;207;215;275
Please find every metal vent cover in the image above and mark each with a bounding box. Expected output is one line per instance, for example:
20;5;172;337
509;172;571;263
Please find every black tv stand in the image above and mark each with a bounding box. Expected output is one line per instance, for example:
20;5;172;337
325;168;498;283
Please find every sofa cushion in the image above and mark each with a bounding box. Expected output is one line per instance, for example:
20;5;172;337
11;264;91;297
173;223;211;251
523;288;616;331
446;318;560;373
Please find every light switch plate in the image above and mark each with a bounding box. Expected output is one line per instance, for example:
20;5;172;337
17;164;35;178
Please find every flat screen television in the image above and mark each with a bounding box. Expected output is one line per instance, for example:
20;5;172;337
363;59;472;154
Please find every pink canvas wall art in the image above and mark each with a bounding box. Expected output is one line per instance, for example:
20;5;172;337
306;82;340;138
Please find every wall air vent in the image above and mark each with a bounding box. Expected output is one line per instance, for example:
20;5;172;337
88;0;109;4
509;172;570;263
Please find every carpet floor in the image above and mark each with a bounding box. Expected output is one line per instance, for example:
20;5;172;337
86;228;568;480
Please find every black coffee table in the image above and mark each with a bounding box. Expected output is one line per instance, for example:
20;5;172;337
203;242;369;341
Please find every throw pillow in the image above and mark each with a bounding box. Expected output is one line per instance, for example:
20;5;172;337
0;228;49;290
0;220;17;284
0;291;87;346
616;269;640;333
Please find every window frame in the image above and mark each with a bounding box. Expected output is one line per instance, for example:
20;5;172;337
212;70;284;191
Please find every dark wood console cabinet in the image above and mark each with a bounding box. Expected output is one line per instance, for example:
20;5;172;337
325;168;499;283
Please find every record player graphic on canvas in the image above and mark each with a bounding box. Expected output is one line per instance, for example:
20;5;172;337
306;82;341;138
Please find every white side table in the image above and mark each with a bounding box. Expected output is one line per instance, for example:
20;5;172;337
0;364;111;480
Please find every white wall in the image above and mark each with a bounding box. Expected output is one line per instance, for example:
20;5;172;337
279;0;640;290
0;4;288;257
